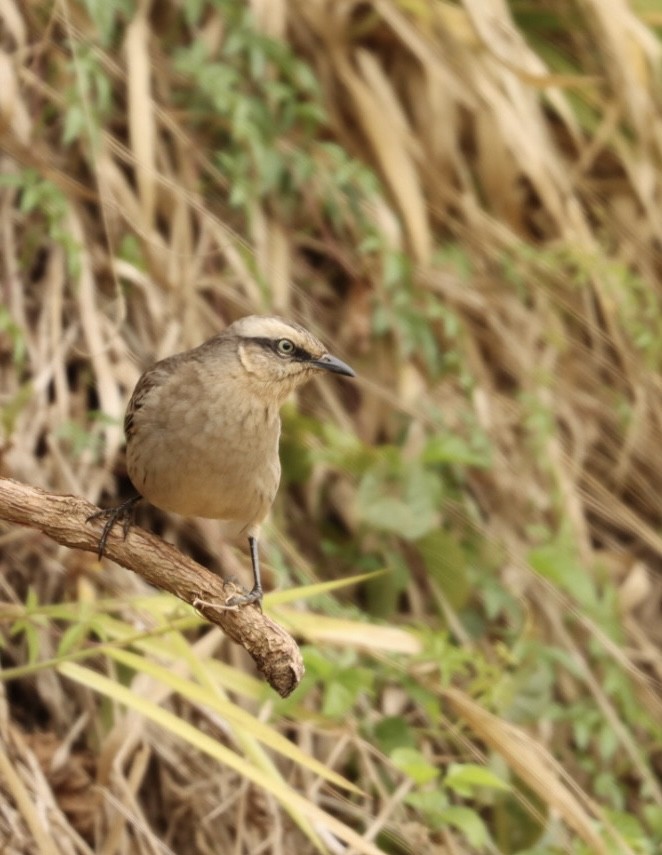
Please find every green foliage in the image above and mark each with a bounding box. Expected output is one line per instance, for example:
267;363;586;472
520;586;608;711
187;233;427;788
373;716;416;754
417;530;471;608
0;306;27;370
405;793;490;849
9;589;48;666
0;169;81;275
444;763;511;797
501;242;662;370
356;458;442;540
371;249;471;376
173;6;323;208
3;2;660;851
117;233;145;267
391;747;438;785
576;810;657;855
313;422;489;544
283;409;490;621
302;648;375;717
54;419;104;460
0;306;30;439
80;0;134;47
0;381;32;440
169;0;384;261
62;44;114;146
528;536;598;610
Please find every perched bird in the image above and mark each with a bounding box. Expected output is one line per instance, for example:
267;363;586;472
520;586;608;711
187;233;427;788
89;316;355;606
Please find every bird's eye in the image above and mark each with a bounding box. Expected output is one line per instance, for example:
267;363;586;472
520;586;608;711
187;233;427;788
276;338;295;355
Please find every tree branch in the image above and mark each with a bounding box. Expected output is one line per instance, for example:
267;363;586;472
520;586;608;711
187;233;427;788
0;477;304;697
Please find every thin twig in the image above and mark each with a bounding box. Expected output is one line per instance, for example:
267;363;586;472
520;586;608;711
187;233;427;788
0;477;304;697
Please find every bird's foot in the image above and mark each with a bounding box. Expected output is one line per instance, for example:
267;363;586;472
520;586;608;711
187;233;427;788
86;495;141;559
225;584;263;610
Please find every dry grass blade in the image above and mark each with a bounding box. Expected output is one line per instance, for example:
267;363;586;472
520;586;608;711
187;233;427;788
124;7;156;231
0;745;62;855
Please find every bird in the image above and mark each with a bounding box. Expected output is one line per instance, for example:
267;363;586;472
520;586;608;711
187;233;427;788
89;315;355;607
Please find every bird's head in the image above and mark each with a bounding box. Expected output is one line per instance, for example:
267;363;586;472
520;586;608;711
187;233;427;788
225;315;355;402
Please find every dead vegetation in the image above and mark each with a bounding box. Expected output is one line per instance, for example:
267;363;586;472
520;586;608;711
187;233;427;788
1;1;662;853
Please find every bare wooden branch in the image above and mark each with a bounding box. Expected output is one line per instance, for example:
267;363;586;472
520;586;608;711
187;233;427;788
0;477;304;697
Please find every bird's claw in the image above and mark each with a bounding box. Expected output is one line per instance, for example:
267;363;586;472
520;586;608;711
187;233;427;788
224;586;263;610
86;496;140;559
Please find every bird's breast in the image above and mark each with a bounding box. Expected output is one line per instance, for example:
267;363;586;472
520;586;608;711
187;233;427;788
126;378;282;526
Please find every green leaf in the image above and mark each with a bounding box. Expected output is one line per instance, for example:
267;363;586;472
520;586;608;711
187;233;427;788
416;530;471;608
302;647;336;682
322;681;355;718
80;0;131;45
62;105;86;145
643;805;662;840
603;808;649;847
373;717;415;755
404;790;448;828
265;570;386;606
436;806;490;849
356;465;440;540
57;622;92;658
444;763;510;797
422;433;490;467
390;748;438;785
528;540;597;607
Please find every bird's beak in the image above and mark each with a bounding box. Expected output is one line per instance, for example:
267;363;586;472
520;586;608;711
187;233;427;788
311;353;356;377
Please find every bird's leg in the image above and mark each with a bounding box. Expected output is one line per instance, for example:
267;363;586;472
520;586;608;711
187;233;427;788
86;494;141;559
225;535;263;607
248;535;264;600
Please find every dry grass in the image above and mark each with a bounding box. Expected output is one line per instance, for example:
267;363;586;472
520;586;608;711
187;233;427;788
1;1;662;853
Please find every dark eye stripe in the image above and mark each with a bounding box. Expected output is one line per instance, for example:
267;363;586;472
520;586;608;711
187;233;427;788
248;336;312;362
290;344;313;361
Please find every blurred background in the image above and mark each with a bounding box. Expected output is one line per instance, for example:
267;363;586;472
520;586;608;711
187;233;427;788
1;1;662;853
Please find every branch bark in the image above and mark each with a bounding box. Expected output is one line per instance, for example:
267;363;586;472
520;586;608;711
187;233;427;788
0;477;304;697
